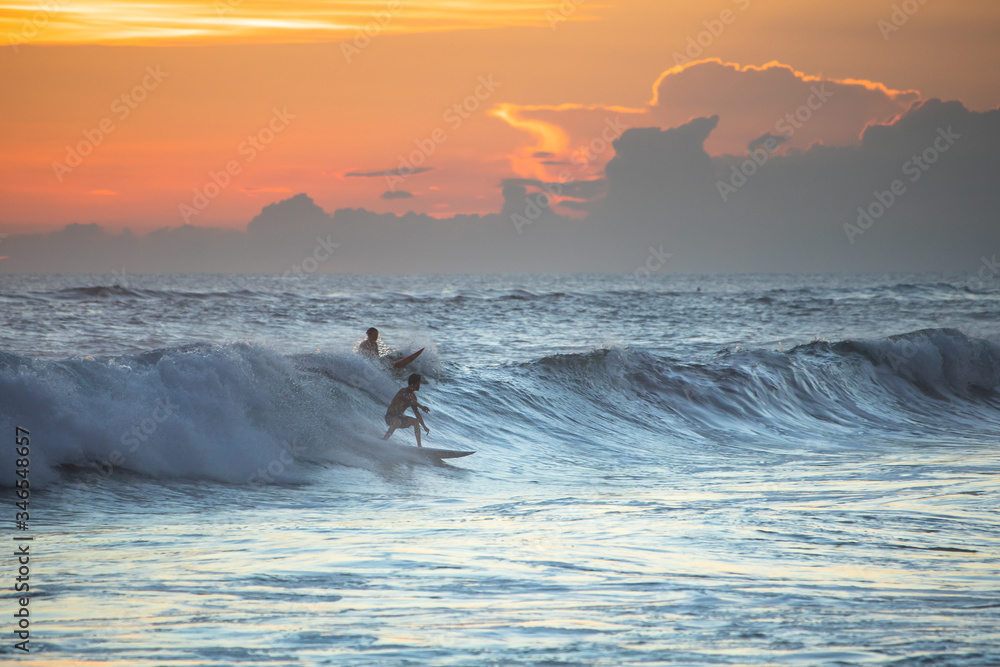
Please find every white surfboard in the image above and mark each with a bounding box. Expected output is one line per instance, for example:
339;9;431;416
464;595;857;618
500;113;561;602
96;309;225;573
388;444;474;460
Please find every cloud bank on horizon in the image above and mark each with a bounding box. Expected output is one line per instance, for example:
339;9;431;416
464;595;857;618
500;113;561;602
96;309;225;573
2;60;998;275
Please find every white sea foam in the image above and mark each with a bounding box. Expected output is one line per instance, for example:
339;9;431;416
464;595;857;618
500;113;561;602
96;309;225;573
3;326;996;487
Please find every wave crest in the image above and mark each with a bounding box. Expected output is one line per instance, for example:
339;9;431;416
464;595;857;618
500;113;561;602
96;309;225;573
2;328;996;486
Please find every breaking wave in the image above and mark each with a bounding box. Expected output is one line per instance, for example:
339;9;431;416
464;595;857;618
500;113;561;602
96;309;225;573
1;328;997;486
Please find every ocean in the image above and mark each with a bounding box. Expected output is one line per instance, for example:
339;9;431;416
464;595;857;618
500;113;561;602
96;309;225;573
1;272;998;666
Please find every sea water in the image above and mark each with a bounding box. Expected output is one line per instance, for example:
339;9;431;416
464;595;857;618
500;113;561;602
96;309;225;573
1;272;998;665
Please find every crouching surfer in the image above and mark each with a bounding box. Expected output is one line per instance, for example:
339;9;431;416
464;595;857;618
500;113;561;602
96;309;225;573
382;373;430;446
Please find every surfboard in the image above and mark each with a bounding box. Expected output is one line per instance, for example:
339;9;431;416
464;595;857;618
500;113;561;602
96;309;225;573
393;444;474;460
392;347;425;369
367;440;474;462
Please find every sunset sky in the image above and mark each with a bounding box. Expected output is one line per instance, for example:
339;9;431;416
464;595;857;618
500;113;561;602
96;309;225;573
1;0;999;235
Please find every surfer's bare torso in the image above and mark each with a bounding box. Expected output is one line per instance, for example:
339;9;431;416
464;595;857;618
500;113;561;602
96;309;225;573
385;386;420;422
382;375;430;446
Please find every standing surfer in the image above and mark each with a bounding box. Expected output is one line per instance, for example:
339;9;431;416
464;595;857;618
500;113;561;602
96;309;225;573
382;373;430;446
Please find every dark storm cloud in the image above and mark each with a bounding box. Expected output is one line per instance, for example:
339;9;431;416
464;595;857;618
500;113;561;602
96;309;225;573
587;99;1000;272
499;177;605;202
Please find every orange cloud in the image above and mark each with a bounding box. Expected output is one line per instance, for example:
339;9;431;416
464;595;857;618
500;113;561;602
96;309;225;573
493;59;922;182
0;0;600;46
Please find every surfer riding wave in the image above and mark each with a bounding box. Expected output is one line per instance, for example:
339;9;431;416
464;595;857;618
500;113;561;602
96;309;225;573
382;373;431;447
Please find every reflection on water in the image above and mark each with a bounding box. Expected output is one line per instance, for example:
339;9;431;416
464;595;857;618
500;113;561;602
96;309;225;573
36;446;1000;665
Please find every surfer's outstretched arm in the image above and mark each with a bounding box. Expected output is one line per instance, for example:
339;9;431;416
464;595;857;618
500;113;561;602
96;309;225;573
411;405;429;433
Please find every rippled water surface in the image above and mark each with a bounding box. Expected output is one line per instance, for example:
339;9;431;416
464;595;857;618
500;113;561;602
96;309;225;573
1;272;998;665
